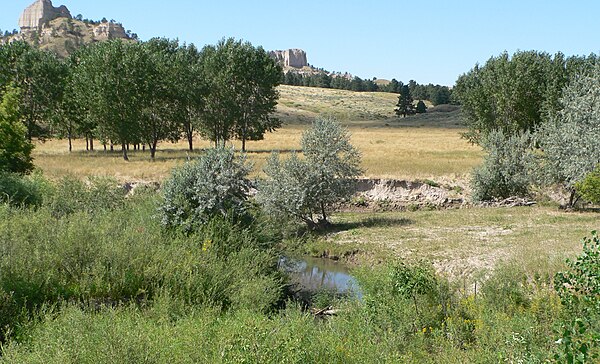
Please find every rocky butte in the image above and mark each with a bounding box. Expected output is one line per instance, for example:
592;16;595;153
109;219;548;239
18;0;72;30
269;49;308;68
2;0;132;57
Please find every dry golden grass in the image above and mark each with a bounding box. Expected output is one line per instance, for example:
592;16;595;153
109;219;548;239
276;85;400;123
33;123;481;181
32;85;480;181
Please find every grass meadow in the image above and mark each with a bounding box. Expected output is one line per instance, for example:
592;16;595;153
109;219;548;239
33;85;481;181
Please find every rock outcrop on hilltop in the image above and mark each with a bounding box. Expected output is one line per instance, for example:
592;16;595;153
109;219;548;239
18;0;71;30
92;22;128;40
269;49;308;68
1;0;132;57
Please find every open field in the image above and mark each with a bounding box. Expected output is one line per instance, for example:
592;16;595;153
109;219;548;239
315;206;599;280
33;85;481;181
33;124;481;181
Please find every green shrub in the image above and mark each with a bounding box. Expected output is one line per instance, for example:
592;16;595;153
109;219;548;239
0;172;46;207
575;166;600;205
0;192;283;317
354;260;449;347
45;175;125;218
471;129;534;201
554;231;600;363
159;147;252;232
258;117;362;229
480;264;531;313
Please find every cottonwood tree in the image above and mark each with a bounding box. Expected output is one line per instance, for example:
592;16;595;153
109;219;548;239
72;40;157;160
454;51;598;144
139;38;182;160
0;85;34;174
395;85;414;117
0;41;67;140
258;117;362;229
200;38;282;150
536;64;600;206
171;43;206;151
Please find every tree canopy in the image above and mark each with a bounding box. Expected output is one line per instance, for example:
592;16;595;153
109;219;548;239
0;85;34;174
200;38;282;150
454;50;598;144
536;64;600;205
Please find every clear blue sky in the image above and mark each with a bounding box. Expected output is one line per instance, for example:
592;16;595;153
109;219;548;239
2;0;599;86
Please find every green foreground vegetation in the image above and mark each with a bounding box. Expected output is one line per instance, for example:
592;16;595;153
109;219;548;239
0;164;598;363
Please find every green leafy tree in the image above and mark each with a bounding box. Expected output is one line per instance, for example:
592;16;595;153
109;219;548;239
258;117;362;229
0;85;34;174
454;51;596;144
553;231;600;363
200;38;282;151
415;100;427;114
535;64;600;206
0;41;67;140
395;85;415;117
138;38;183;160
171;42;206;151
159;147;252;232
71;40;151;160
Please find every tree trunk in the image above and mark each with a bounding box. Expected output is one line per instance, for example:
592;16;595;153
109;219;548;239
186;123;194;151
122;143;129;161
85;136;89;151
89;136;94;151
150;141;157;160
68;132;72;152
568;189;576;208
241;122;247;152
110;142;114;152
320;201;327;224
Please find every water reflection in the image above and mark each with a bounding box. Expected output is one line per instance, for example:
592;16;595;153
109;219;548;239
279;256;361;298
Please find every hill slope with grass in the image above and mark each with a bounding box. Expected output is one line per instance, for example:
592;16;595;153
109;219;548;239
276;85;460;126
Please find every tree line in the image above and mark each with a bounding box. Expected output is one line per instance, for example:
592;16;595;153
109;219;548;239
282;72;453;106
454;50;600;206
0;37;282;163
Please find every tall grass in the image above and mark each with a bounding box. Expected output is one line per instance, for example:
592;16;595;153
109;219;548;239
0;186;284;345
1;260;568;363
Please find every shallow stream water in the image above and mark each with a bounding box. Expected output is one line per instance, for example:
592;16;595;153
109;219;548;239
279;256;361;299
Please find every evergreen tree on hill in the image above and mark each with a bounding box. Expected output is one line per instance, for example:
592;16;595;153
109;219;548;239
395;85;415;117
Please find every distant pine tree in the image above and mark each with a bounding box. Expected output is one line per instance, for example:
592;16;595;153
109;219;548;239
416;100;427;114
395;85;415;117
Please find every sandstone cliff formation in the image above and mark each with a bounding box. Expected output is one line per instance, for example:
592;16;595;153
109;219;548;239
269;49;308;68
18;0;71;30
2;0;132;57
